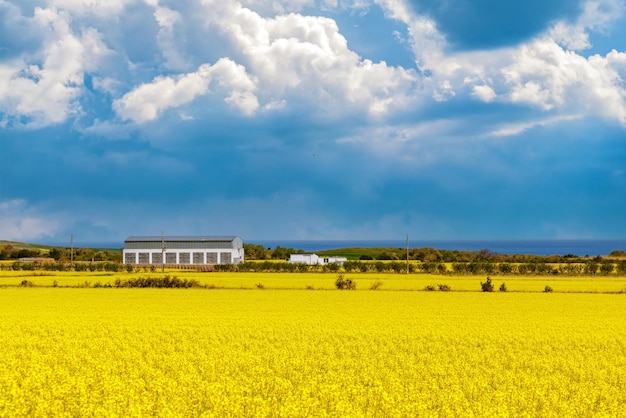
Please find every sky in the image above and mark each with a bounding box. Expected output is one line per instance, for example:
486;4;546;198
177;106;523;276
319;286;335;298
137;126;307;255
1;0;626;245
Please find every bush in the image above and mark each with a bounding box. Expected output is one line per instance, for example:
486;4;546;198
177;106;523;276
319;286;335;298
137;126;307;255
498;263;513;275
255;283;265;289
480;276;494;292
335;274;356;290
421;262;439;274
544;285;554;293
438;284;451;291
369;280;383;290
343;261;359;272
452;263;468;274
390;261;405;273
374;262;386;273
114;275;200;288
499;283;507;292
424;285;437;291
599;262;614;275
324;262;341;273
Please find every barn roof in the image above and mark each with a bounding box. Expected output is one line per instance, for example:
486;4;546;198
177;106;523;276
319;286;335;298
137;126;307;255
125;236;240;242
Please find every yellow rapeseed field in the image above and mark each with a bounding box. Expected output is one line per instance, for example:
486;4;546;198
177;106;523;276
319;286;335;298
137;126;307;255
1;287;625;417
3;269;626;292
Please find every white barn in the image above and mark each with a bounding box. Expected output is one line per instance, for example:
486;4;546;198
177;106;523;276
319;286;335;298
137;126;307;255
289;254;347;266
123;236;244;265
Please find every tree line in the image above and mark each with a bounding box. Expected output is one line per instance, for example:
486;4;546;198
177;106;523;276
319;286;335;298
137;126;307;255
356;247;626;264
0;245;122;262
203;260;626;276
3;259;626;276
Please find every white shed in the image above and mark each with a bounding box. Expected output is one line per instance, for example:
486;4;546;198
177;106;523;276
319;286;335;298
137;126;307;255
289;254;347;266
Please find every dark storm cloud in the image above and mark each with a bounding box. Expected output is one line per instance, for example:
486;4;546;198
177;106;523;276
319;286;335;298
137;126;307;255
411;0;583;49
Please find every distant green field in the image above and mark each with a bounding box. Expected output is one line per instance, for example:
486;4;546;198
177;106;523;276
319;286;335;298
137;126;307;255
0;240;58;252
317;247;404;259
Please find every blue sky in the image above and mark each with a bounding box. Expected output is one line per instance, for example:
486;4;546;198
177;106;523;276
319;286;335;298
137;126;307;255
1;0;626;245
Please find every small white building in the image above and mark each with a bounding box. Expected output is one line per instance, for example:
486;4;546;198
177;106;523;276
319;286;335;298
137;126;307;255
289;254;347;266
123;236;244;265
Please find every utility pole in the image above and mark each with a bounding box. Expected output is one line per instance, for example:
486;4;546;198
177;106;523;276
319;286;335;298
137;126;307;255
161;230;166;274
406;234;409;274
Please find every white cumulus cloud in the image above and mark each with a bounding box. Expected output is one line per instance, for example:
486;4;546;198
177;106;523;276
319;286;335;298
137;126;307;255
0;6;112;127
113;58;259;123
200;0;420;116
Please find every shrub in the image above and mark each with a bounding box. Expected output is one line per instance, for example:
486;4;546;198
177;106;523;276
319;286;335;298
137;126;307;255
585;262;598;275
20;280;34;287
544;285;554;293
390;262;405;273
599;262;614;276
421;262;438;274
114;275;200;288
343;261;359;272
480;276;494;292
499;283;507;292
324;262;341;273
498;263;513;275
335;274;356;290
452;263;468;274
437;284;451;292
424;285;437;291
74;263;88;272
374;262;386;273
295;262;309;273
255;283;265;289
370;280;383;290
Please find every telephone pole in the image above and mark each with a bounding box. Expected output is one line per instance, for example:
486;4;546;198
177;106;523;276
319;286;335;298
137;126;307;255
406;234;409;274
161;230;166;274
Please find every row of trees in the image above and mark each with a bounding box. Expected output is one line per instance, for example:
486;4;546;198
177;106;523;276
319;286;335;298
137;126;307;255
3;258;626;276
243;244;306;260
0;245;122;262
244;244;626;264
0;246;42;260
197;260;626;275
1;261;133;272
364;247;626;263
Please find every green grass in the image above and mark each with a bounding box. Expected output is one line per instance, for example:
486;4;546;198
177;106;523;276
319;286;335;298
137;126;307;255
0;240;60;252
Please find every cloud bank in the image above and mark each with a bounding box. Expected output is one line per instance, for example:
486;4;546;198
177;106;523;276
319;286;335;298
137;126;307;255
1;0;626;242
